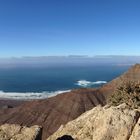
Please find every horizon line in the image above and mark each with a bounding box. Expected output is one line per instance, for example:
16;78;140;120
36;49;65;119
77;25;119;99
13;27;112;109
0;55;140;59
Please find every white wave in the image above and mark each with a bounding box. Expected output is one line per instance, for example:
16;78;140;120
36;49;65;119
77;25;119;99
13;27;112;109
76;80;107;87
0;90;71;100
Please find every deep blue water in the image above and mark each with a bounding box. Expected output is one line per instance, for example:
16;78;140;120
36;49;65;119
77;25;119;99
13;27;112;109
0;64;131;99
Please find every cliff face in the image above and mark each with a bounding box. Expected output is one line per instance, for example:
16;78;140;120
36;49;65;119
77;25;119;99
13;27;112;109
0;124;42;140
47;104;140;140
0;89;105;140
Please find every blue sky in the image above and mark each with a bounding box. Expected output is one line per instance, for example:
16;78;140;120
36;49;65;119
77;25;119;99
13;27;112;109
0;0;140;57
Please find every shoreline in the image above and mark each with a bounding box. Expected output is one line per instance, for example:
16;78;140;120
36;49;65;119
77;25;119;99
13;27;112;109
0;88;100;108
0;90;72;108
0;89;71;100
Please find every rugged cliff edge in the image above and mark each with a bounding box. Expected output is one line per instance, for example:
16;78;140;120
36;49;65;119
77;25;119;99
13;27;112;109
47;104;140;140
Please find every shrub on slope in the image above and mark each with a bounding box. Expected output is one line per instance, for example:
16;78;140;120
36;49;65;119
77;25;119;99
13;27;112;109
108;81;140;108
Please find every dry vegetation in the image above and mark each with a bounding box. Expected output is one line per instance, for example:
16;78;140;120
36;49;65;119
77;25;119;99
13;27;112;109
108;81;140;108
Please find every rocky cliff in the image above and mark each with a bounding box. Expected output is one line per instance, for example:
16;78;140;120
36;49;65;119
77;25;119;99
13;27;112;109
0;124;42;140
47;104;140;140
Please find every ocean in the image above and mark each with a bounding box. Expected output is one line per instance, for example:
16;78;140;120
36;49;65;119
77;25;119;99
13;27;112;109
0;64;131;99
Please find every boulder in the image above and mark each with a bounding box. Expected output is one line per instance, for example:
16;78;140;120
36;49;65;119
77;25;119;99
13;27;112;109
0;124;42;140
47;104;140;140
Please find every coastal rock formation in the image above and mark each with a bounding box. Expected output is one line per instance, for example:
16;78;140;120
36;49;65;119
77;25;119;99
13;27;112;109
47;104;140;140
0;124;42;140
0;89;105;140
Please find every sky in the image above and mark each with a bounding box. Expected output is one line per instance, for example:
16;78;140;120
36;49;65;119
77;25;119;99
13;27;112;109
0;0;140;57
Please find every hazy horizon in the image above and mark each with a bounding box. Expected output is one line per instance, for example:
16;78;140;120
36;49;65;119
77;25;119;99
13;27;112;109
0;55;139;69
1;55;140;59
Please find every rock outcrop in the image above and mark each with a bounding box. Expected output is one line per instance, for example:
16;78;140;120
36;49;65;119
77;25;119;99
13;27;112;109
47;104;140;140
0;124;42;140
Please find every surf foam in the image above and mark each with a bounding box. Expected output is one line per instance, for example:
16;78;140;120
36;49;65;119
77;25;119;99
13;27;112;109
76;80;107;87
0;90;71;100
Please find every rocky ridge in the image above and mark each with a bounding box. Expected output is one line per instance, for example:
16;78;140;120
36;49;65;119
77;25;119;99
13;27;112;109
99;64;140;98
47;103;140;140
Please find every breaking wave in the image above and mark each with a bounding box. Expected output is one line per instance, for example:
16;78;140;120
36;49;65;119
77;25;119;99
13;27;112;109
0;90;71;100
75;80;107;87
0;80;107;100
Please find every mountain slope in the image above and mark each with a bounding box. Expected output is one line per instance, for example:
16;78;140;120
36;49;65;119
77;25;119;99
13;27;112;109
99;64;140;98
0;89;105;140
